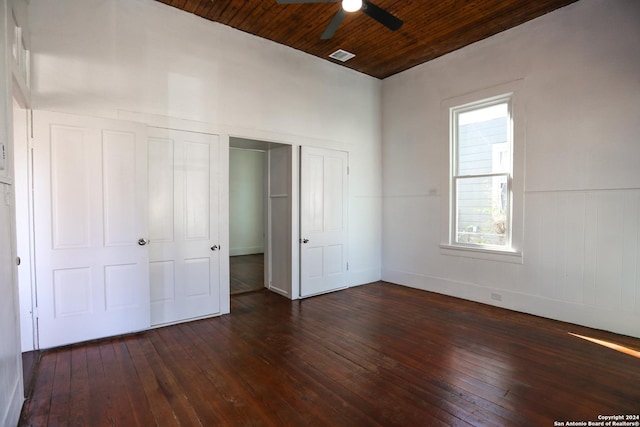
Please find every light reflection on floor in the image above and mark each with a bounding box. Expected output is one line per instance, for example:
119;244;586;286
568;332;640;359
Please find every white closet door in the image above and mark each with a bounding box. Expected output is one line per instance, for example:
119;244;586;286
148;128;220;326
33;111;149;349
300;146;349;297
267;145;292;296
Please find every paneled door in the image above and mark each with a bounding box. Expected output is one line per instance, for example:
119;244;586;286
33;111;149;349
300;146;348;297
147;128;221;326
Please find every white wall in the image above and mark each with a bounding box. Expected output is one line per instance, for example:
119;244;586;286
381;0;640;338
28;0;383;294
229;148;264;256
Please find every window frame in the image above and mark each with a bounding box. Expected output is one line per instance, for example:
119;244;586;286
440;81;524;263
451;94;513;249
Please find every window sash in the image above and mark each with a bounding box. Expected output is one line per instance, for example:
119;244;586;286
452;172;511;248
452;99;512;178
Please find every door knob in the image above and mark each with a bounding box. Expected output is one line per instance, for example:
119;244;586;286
138;238;149;246
302;238;309;244
211;245;219;251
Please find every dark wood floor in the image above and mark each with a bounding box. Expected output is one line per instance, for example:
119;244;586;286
22;350;41;398
230;254;264;295
20;282;640;426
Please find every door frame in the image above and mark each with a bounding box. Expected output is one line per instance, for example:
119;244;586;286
228;138;298;299
13;96;37;352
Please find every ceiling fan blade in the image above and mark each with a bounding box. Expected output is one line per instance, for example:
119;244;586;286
321;8;347;40
362;0;403;31
276;0;339;4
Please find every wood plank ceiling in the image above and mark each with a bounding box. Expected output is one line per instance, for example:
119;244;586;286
155;0;579;79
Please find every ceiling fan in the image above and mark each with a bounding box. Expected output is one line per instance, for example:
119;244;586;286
276;0;403;40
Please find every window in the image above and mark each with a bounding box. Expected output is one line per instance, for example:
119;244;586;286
451;95;513;249
440;81;523;262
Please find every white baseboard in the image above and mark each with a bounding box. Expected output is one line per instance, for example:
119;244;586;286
268;285;290;298
382;268;640;339
347;267;381;288
229;247;264;256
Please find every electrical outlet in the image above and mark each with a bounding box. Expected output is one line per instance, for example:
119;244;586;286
491;292;502;301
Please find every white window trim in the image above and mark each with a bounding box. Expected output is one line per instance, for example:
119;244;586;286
440;80;525;264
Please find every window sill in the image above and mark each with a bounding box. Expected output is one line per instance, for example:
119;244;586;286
439;244;523;264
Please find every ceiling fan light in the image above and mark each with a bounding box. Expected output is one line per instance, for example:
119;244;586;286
342;0;362;13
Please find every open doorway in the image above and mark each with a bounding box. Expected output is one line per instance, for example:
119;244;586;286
229;138;293;297
229;145;265;294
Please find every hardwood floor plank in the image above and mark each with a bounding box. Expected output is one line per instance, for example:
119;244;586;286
230;291;494;426
188;319;317;426
22;350;41;399
97;340;142;426
178;320;285;426
148;327;226;425
20;349;56;426
20;282;640;426
221;332;388;426
67;346;90;427
136;336;204;426
284;286;636;422
111;339;157;427
165;325;263;426
251;298;506;426
167;325;268;425
278;332;469;427
124;336;181;426
85;343;114;427
47;350;71;426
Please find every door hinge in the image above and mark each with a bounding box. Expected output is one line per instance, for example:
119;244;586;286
347;166;350;175
32;306;39;318
346;262;349;271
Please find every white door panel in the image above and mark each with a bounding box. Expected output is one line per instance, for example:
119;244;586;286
148;128;220;326
148;137;174;241
33;111;149;349
103;130;140;246
300;147;348;297
267;145;293;296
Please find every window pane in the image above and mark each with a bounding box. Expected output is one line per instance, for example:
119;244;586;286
457;103;509;176
455;175;508;246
